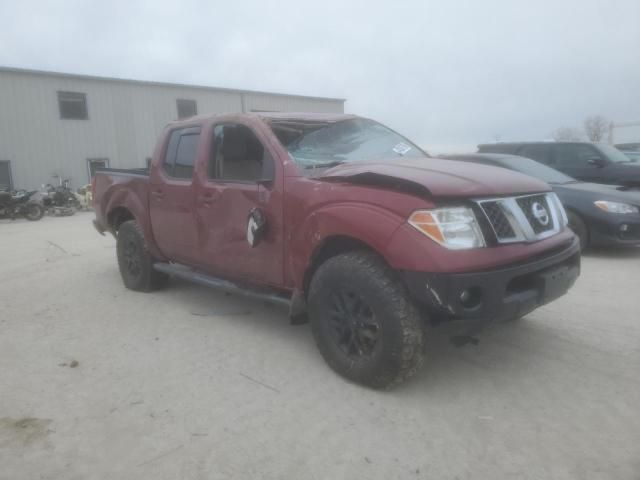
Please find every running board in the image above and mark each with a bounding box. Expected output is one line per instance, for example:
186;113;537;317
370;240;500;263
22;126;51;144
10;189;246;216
153;263;291;308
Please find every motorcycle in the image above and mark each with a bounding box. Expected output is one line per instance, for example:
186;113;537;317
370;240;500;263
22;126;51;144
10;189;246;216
0;189;45;221
41;178;80;216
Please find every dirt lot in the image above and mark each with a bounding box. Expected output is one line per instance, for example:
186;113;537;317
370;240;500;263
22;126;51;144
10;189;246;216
1;212;639;480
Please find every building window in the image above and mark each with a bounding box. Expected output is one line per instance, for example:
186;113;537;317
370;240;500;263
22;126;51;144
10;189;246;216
58;91;88;120
176;99;197;119
0;160;13;190
87;158;109;180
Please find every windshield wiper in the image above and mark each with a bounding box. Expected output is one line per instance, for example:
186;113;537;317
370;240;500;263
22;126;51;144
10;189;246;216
303;161;346;170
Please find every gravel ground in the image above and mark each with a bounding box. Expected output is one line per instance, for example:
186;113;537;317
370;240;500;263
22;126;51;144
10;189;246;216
1;212;639;480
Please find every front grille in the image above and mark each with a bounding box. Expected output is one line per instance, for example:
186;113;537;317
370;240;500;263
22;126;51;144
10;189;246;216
477;193;562;244
481;201;515;239
516;194;554;234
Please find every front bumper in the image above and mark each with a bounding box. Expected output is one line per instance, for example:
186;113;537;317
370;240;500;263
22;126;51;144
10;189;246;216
402;237;580;325
589;218;640;246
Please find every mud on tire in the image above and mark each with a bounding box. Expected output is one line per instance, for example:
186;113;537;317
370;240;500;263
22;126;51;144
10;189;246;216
116;220;168;292
308;251;425;389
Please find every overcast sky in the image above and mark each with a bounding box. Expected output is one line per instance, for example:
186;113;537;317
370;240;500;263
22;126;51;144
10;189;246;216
1;0;639;150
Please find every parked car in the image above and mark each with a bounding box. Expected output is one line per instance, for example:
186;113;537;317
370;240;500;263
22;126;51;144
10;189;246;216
93;113;580;388
441;153;640;249
615;144;640;163
477;141;640;187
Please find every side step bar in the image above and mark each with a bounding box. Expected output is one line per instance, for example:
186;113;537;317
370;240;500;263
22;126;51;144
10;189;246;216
153;262;291;308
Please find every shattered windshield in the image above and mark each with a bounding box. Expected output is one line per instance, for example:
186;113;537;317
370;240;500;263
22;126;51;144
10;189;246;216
270;118;428;168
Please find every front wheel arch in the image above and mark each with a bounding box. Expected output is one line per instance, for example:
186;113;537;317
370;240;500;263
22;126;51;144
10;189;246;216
566;208;589;249
303;235;380;298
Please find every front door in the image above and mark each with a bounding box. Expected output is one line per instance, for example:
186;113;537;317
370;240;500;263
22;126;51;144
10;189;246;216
552;144;606;182
149;127;200;264
195;122;283;287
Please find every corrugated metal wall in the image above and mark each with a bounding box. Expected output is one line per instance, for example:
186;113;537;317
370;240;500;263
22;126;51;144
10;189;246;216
0;69;344;190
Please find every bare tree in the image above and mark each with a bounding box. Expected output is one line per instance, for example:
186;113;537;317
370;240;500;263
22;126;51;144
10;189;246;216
583;115;608;142
552;127;583;142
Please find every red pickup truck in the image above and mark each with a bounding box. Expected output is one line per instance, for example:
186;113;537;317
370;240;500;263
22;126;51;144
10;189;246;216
93;112;580;388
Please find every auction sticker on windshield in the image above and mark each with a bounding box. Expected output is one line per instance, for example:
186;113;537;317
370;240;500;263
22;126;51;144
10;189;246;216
393;142;412;155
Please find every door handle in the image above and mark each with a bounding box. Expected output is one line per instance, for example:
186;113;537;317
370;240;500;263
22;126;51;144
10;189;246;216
199;193;215;206
151;189;164;200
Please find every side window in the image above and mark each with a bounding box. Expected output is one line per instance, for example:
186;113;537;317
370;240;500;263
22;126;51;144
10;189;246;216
173;134;199;179
518;144;551;164
162;128;200;179
553;145;600;168
208;124;270;182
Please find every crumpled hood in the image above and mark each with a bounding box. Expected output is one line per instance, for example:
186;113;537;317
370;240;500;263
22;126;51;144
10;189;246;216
319;158;551;198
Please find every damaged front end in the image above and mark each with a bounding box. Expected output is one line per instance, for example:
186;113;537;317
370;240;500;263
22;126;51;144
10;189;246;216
401;237;581;345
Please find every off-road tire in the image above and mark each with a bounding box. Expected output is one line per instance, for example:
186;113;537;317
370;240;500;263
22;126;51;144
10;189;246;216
567;210;588;250
24;203;44;221
116;220;168;292
308;251;425;389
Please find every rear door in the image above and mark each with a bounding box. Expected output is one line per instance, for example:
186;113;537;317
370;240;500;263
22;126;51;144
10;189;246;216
194;122;283;287
551;144;606;182
149;127;201;264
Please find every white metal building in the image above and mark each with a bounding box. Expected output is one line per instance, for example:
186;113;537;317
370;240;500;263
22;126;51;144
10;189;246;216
0;67;345;190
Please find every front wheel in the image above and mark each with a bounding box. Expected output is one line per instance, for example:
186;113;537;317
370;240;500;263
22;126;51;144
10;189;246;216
24;203;45;221
308;251;425;389
116;220;168;291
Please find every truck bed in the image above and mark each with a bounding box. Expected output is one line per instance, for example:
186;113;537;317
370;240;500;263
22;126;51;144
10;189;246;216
92;167;151;236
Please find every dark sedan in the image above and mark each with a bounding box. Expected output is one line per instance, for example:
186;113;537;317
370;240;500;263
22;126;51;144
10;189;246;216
441;153;640;249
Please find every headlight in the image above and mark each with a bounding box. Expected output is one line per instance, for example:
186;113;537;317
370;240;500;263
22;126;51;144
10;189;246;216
548;192;569;226
594;201;639;214
408;207;485;250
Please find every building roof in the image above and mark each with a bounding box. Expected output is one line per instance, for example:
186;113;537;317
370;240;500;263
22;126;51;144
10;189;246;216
0;65;346;103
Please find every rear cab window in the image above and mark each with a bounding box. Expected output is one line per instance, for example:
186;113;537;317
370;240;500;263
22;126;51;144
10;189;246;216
162;127;201;180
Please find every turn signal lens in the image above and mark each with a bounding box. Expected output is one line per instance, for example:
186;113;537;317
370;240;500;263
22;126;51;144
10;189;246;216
408;207;485;250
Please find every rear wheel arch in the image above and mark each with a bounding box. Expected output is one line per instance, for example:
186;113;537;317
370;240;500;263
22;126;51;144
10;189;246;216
107;206;135;232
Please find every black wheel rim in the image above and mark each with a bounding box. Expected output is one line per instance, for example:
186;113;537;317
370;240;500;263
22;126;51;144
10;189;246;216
327;290;380;359
123;239;141;277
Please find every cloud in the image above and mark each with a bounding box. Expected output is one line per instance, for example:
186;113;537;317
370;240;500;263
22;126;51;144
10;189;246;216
1;0;638;147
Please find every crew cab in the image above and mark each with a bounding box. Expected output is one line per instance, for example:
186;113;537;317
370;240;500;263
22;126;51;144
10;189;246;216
93;113;580;388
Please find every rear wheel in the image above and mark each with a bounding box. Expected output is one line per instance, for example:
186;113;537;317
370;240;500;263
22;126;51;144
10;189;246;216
116;220;168;291
24;203;44;221
567;210;588;250
308;251;425;389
